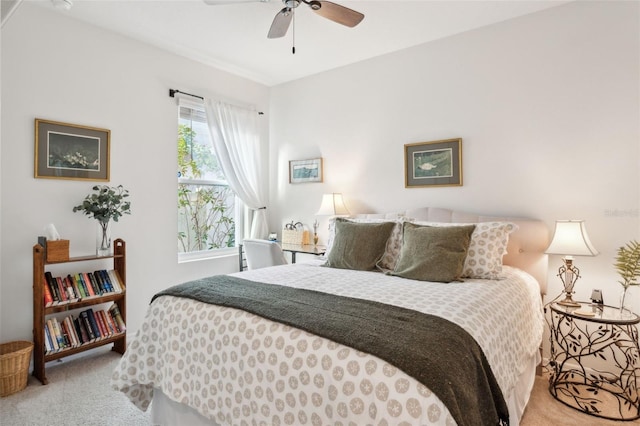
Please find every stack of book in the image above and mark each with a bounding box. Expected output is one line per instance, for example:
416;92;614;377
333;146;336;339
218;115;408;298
43;269;124;307
43;304;126;354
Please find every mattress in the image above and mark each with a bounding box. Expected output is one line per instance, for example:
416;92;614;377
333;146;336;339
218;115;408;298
112;261;544;425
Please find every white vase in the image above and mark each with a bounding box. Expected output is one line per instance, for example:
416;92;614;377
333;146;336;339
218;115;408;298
97;220;112;256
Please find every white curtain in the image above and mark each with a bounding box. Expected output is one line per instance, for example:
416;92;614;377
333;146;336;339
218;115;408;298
204;99;268;239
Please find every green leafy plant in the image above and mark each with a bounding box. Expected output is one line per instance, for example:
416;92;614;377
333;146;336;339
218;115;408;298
73;185;131;224
73;185;131;255
177;124;235;252
615;240;640;289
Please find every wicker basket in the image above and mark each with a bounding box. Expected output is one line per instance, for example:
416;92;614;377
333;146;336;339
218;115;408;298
0;341;33;397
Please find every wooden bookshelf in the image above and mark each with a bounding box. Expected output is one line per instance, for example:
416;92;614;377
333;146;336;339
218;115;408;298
32;239;127;385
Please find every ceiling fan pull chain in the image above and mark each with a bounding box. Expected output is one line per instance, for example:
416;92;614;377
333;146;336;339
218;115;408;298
292;6;296;54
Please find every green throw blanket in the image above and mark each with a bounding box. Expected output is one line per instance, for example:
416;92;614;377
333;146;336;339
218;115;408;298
153;275;509;426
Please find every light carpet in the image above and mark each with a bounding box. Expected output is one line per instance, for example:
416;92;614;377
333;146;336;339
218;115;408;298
0;346;633;425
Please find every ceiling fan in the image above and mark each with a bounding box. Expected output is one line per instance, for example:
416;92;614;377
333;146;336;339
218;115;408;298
203;0;364;39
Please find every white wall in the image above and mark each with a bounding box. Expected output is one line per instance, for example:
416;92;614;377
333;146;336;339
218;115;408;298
269;1;640;312
0;2;269;342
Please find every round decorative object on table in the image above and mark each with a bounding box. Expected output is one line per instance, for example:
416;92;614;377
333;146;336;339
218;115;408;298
547;302;639;421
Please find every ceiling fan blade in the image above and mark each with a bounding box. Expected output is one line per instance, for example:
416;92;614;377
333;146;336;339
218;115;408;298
312;1;364;27
268;8;293;39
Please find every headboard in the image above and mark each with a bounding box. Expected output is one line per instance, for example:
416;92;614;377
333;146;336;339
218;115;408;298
354;207;550;294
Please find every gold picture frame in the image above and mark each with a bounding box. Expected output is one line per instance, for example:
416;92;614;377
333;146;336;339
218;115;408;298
289;158;323;184
35;119;110;181
404;138;462;188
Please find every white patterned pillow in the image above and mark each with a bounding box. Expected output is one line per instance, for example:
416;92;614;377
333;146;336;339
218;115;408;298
412;221;518;279
324;217;406;271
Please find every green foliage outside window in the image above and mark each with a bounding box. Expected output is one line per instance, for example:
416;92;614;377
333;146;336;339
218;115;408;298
177;124;235;252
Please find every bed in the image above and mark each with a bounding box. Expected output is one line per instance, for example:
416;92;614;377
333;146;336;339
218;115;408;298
112;207;549;426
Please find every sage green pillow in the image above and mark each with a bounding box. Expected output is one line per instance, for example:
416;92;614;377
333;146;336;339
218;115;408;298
324;218;396;271
391;222;476;283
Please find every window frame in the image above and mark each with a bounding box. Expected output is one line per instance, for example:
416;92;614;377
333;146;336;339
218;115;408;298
177;99;243;262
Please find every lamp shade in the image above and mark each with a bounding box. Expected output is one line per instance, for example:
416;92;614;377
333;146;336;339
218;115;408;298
316;193;350;216
545;220;598;256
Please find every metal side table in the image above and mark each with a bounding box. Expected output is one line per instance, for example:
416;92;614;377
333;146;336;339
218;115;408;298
547;302;639;421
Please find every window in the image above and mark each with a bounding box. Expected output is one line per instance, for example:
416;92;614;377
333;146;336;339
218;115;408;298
177;101;239;257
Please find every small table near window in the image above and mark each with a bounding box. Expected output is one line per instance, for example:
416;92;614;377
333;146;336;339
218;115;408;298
547;302;639;421
280;243;326;263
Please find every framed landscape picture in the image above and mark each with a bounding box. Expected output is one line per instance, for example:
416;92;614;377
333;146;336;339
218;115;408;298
289;158;323;184
404;138;462;188
34;118;110;181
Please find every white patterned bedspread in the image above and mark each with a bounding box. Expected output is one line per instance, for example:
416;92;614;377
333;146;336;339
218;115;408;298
112;263;543;425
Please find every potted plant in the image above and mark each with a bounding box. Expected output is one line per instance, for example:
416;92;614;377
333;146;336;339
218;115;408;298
73;185;131;256
614;240;640;316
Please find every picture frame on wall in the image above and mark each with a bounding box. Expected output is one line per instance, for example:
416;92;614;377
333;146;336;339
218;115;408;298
34;118;110;181
289;158;323;184
404;138;462;188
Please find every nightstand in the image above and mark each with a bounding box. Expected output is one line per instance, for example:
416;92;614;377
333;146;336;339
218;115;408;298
280;243;326;263
547;302;639;421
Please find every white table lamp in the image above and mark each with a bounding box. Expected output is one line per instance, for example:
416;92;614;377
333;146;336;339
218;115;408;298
545;220;599;307
316;193;350;216
313;193;350;246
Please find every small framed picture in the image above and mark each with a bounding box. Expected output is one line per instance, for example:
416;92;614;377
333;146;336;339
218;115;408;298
35;118;110;181
289;158;323;184
404;138;462;188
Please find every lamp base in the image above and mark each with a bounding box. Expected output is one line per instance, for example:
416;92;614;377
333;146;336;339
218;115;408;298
557;294;581;307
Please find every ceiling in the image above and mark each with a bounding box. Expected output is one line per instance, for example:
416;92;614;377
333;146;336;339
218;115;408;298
23;0;567;86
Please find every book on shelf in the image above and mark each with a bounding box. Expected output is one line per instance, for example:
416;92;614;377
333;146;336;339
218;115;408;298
44;271;60;305
106;310;117;334
44;323;53;353
86;308;103;340
74;317;89;345
100;269;117;293
78;273;94;298
83;272;95;295
99;270;114;294
66;274;80;299
58;276;77;303
95;309;108;338
108;270;124;292
66;316;81;347
102;309;119;335
84;272;100;296
43;277;53;307
62;276;77;302
58;317;71;349
97;270;112;293
109;304;126;333
51;318;68;350
103;309;118;335
96;310;108;337
60;316;75;348
79;310;97;342
53;273;68;304
100;270;112;293
54;277;67;304
46;319;59;352
91;271;104;294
